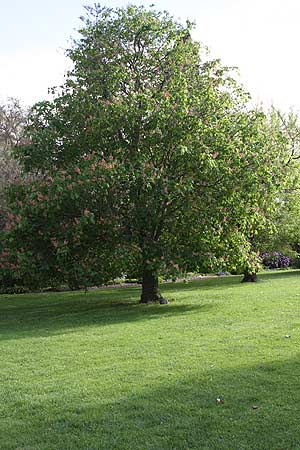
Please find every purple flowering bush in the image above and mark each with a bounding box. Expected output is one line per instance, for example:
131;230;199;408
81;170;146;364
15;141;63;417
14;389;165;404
262;252;291;269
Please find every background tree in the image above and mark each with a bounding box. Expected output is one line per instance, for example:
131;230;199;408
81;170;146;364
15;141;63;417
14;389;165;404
8;5;286;300
255;109;300;262
0;98;29;229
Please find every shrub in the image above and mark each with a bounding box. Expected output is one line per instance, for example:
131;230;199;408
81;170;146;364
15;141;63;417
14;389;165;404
0;285;29;295
262;252;291;269
290;255;300;269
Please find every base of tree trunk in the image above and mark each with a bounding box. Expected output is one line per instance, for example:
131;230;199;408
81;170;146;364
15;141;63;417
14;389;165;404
140;269;168;304
241;272;257;283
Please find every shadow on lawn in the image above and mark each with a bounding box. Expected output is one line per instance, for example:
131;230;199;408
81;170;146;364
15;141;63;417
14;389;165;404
1;270;299;341
257;269;300;282
0;286;213;341
2;355;300;450
163;269;300;293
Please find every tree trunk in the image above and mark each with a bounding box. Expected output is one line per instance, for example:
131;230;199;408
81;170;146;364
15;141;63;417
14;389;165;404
140;269;168;304
242;271;257;283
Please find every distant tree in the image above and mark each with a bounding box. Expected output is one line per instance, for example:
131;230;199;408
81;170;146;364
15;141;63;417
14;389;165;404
8;5;286;299
274;108;300;164
0;98;28;229
238;107;300;279
259;108;300;259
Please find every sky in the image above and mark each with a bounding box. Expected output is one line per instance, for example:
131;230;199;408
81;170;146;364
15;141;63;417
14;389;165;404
1;0;299;112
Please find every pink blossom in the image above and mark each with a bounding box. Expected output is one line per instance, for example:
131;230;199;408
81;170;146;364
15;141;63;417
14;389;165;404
51;238;59;248
74;167;81;175
8;212;14;221
213;151;219;159
163;91;171;98
38;194;43;202
83;208;89;217
63;240;69;245
98;159;113;169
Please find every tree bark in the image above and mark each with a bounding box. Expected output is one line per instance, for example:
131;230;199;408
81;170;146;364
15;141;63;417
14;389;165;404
242;271;257;283
140;269;168;304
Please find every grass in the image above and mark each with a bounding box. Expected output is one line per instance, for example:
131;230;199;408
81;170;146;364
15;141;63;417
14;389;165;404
1;270;300;450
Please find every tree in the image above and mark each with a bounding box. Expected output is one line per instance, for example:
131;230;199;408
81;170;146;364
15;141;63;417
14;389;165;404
0;98;28;229
258;108;300;260
10;5;285;300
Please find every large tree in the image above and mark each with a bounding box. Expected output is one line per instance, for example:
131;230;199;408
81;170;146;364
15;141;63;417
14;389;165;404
9;5;285;300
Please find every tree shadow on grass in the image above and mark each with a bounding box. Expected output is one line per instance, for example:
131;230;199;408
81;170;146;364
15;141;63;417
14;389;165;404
166;269;300;291
2;355;300;450
257;269;300;282
0;286;213;341
1;270;299;341
161;275;243;293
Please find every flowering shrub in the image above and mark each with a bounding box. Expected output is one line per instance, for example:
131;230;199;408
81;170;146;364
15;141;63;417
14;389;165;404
262;252;290;269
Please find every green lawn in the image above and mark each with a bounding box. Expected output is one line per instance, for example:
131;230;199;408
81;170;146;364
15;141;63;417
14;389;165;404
1;271;300;450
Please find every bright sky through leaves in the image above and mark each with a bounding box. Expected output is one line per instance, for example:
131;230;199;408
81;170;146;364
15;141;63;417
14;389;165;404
1;0;299;112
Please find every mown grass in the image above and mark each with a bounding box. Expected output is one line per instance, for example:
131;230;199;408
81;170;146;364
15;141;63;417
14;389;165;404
1;270;300;450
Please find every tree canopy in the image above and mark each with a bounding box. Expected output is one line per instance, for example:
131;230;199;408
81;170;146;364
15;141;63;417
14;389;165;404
2;4;289;300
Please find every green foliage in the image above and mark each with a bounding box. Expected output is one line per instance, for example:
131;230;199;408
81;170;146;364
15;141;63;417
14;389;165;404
0;285;29;295
4;5;288;291
258;109;300;257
